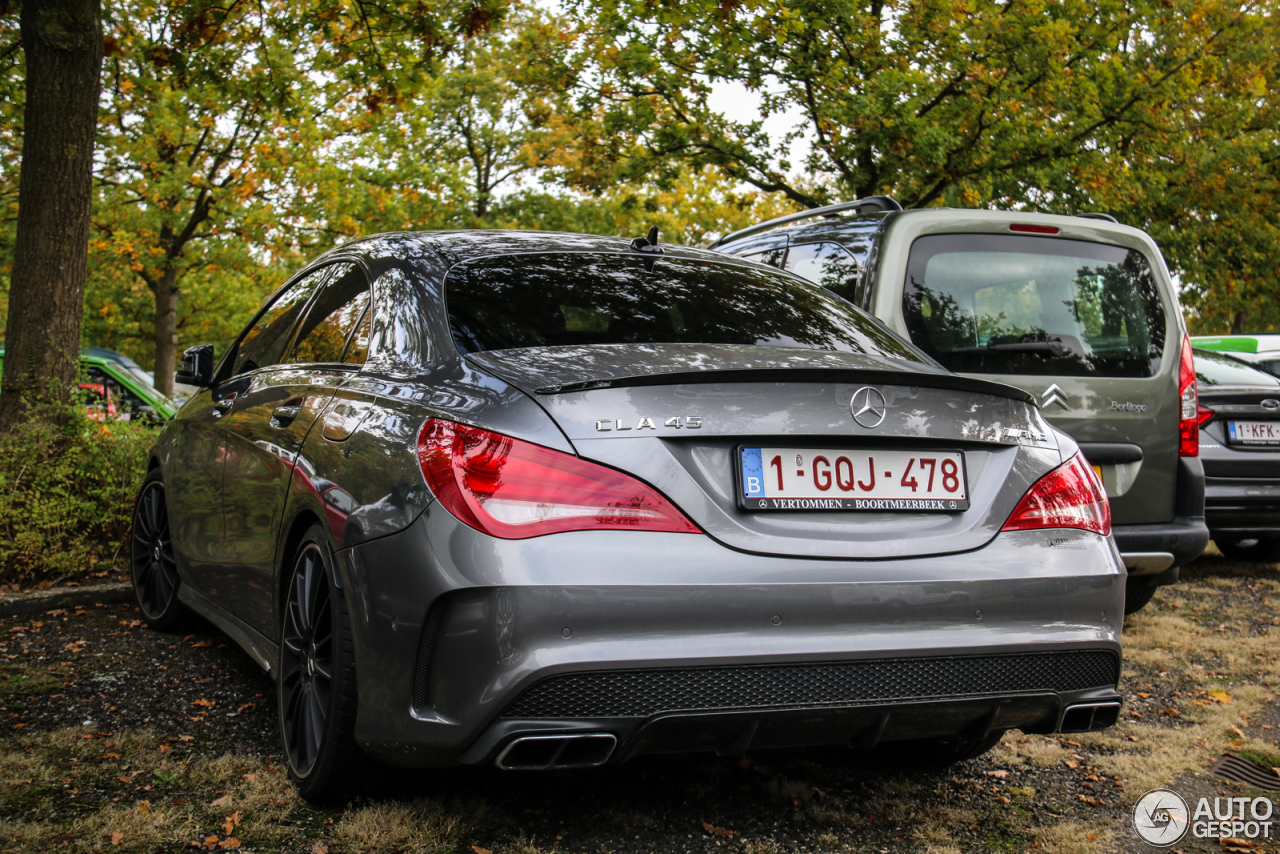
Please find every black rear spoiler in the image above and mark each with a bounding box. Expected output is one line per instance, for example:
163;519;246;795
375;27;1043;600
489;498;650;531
535;367;1037;405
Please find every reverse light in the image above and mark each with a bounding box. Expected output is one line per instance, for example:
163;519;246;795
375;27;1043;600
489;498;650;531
1178;334;1199;457
416;418;699;539
1001;453;1111;536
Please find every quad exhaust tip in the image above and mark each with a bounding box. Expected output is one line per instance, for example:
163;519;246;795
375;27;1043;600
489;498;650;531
1060;702;1121;733
495;733;617;770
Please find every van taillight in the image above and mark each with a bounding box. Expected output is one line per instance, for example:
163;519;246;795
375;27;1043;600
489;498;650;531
1179;334;1199;457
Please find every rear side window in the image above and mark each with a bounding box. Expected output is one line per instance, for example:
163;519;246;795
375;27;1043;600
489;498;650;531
902;234;1166;377
1194;350;1280;387
740;248;786;268
447;253;926;363
784;242;863;304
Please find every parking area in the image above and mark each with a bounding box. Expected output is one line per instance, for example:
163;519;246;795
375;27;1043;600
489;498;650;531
0;550;1277;854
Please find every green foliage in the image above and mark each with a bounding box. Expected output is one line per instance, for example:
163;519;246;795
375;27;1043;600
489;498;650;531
564;0;1280;324
0;406;153;586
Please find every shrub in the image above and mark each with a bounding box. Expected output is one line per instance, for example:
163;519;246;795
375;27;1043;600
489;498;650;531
0;408;154;587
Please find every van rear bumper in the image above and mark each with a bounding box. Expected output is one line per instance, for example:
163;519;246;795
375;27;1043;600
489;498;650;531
1113;516;1209;574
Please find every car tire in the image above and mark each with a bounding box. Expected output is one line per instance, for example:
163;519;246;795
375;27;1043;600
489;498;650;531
1215;537;1280;564
130;470;188;632
1124;577;1158;614
879;729;1006;768
277;525;363;804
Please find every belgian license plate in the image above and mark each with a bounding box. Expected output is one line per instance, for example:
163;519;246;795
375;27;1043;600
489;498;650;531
1228;421;1280;445
738;447;969;511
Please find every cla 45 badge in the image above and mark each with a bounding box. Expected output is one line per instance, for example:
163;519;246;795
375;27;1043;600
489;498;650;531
595;416;703;431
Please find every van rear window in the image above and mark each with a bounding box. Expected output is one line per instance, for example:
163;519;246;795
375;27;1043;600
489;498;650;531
902;234;1166;377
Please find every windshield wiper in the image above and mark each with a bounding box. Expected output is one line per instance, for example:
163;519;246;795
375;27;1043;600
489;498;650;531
949;341;1070;357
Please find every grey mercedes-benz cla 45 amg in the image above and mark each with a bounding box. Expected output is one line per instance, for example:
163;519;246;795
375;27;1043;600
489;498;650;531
133;230;1124;802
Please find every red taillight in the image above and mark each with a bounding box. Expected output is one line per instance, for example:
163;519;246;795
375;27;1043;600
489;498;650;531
1010;223;1060;235
1001;453;1111;536
1197;405;1215;427
1178;334;1199;457
416;418;700;539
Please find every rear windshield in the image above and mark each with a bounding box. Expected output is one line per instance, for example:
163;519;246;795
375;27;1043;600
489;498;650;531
446;253;926;362
902;234;1166;377
1194;349;1280;387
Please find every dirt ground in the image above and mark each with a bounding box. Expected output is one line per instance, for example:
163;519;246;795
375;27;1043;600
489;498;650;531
1;551;1278;854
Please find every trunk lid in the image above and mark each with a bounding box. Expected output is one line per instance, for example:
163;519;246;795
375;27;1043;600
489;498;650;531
468;344;1061;560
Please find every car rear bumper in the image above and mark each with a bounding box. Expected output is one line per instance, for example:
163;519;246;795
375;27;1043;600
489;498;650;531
1205;476;1280;538
336;506;1125;768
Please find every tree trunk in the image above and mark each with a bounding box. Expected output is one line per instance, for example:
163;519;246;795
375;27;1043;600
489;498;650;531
1231;311;1246;335
0;0;103;432
153;266;180;398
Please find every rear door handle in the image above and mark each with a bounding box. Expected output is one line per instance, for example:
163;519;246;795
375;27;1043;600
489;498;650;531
270;404;302;428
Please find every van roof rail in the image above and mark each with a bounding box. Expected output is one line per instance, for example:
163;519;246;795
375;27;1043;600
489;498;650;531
706;196;903;249
1076;212;1119;223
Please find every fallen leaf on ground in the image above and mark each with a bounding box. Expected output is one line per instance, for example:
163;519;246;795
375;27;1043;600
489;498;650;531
218;838;240;850
986;770;1009;778
703;823;734;839
311;844;328;854
1079;796;1105;806
111;832;123;847
1211;690;1233;704
210;795;232;808
1220;839;1257;849
995;796;1010;804
470;847;491;854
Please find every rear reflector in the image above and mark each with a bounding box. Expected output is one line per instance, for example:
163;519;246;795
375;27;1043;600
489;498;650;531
1010;224;1060;235
417;418;699;539
1001;453;1111;536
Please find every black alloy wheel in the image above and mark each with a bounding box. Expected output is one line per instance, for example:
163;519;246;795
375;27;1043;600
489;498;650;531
130;471;187;631
278;525;361;803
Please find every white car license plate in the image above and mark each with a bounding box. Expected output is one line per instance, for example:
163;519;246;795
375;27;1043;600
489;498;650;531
738;447;969;511
1227;420;1280;445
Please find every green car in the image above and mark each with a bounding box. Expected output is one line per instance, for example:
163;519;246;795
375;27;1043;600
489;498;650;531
1191;335;1280;376
0;345;176;421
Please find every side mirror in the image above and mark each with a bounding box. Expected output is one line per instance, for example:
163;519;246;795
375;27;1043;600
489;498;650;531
175;344;216;388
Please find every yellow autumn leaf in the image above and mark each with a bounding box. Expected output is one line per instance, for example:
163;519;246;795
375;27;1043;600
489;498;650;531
1210;690;1233;704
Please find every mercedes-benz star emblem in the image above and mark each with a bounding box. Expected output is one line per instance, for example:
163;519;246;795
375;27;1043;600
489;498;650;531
850;387;887;429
